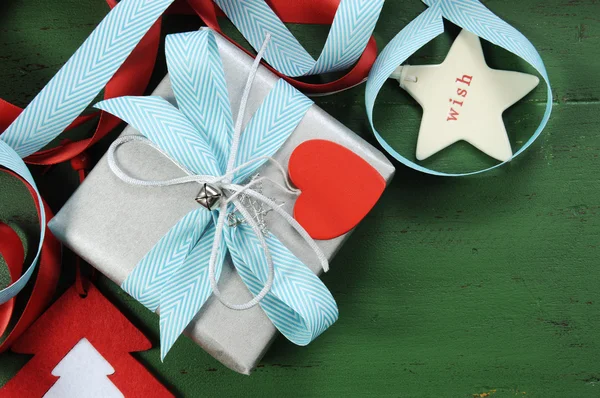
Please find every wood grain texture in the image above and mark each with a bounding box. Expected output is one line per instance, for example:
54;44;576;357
1;0;599;397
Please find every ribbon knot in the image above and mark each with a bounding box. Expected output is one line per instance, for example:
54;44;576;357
97;29;339;360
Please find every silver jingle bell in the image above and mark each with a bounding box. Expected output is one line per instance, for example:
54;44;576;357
195;183;222;211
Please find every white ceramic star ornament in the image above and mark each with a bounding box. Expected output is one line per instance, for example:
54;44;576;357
391;29;540;162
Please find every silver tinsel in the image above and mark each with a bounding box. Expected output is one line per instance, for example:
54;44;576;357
226;174;283;235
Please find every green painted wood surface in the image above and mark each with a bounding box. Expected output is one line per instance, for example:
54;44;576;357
0;0;599;396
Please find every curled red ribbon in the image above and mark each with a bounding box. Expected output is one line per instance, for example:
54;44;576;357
0;171;61;353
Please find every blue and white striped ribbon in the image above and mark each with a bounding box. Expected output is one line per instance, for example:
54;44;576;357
0;0;176;305
365;0;552;176
97;29;338;360
214;0;385;77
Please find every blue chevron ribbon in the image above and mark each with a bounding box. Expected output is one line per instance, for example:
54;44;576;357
96;29;338;360
0;0;175;305
365;0;552;176
214;0;385;77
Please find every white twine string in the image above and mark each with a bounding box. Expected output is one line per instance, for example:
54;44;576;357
107;34;329;311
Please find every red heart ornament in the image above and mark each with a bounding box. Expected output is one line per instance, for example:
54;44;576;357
289;139;386;240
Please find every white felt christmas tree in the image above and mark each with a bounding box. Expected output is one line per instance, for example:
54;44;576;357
44;338;124;398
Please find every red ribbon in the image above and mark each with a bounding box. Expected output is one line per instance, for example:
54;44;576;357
0;171;61;353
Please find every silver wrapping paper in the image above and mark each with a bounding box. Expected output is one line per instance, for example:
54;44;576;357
49;32;395;375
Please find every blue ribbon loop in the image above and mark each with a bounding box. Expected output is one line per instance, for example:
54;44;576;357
96;30;339;360
365;0;552;176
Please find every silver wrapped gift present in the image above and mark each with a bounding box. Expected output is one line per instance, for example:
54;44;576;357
49;31;395;375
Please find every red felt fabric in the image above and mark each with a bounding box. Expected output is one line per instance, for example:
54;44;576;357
1;284;173;398
289;140;387;240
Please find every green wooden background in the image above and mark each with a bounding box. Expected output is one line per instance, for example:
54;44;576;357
1;0;599;396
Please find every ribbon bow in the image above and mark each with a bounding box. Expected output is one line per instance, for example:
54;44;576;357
96;29;338;360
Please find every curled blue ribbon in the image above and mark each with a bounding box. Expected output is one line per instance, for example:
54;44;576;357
365;0;552;176
96;30;339;360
